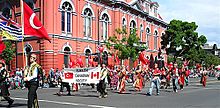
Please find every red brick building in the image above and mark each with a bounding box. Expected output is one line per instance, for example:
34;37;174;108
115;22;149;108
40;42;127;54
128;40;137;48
7;0;167;74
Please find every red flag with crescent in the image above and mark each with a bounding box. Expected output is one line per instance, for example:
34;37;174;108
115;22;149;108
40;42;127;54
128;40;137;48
64;72;74;79
139;52;148;65
23;2;51;42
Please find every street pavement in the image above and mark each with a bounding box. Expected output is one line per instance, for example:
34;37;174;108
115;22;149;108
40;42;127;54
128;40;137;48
1;77;220;108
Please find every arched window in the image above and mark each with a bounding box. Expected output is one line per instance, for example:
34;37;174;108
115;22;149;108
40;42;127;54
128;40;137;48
83;8;93;38
61;1;73;33
140;24;143;42
130;20;136;33
154;30;158;50
101;13;110;41
146;27;150;48
122;18;126;30
64;47;71;68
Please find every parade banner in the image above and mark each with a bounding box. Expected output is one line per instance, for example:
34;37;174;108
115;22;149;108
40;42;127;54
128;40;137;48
61;67;101;84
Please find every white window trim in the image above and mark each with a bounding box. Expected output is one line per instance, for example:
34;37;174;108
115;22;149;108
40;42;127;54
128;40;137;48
146;27;151;49
66;12;73;33
99;9;112;23
84;45;93;54
122;17;127;29
154;30;158;50
62;42;73;52
59;0;76;12
140;24;143;42
60;0;75;36
129;17;137;28
61;11;73;36
100;12;110;42
81;3;95;17
100;19;109;42
83;15;93;38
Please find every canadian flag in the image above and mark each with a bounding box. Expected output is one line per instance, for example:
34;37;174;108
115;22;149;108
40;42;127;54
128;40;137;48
23;2;51;42
91;72;99;79
64;72;74;79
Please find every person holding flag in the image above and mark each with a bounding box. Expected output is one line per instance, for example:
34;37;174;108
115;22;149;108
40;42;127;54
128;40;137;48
21;0;51;107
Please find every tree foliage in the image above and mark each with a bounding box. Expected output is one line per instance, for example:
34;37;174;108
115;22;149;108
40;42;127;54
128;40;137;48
161;20;207;60
106;28;147;62
0;41;16;65
203;53;220;67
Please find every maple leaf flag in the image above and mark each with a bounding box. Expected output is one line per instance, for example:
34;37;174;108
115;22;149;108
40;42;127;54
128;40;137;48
23;2;51;42
91;72;99;79
64;72;74;79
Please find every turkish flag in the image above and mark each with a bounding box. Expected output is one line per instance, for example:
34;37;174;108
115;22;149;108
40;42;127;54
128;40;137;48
64;72;73;79
76;57;83;67
0;41;6;54
139;52;148;65
69;57;76;68
23;2;51;42
91;72;99;79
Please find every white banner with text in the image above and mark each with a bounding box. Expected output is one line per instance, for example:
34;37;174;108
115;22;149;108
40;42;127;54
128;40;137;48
61;67;101;84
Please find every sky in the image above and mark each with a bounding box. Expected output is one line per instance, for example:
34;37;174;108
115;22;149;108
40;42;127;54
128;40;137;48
156;0;220;46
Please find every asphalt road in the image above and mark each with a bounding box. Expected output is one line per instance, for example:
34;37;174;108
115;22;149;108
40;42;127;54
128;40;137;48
1;77;220;108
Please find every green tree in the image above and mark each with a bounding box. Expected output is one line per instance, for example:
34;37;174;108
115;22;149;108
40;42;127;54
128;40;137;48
106;28;147;65
0;41;16;66
203;53;220;67
161;20;207;62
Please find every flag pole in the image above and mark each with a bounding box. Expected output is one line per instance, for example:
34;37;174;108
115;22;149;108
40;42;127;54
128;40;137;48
21;0;25;68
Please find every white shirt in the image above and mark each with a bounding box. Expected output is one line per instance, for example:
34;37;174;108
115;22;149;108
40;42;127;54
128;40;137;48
26;63;38;82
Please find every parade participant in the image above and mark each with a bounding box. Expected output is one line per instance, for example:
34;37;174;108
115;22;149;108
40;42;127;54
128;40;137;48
0;60;14;106
98;63;108;98
24;54;42;108
201;68;207;87
57;64;71;96
179;66;185;90
146;64;161;96
110;66;119;90
185;68;190;86
134;64;143;91
160;67;166;89
116;65;121;90
172;63;179;92
118;65;126;93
